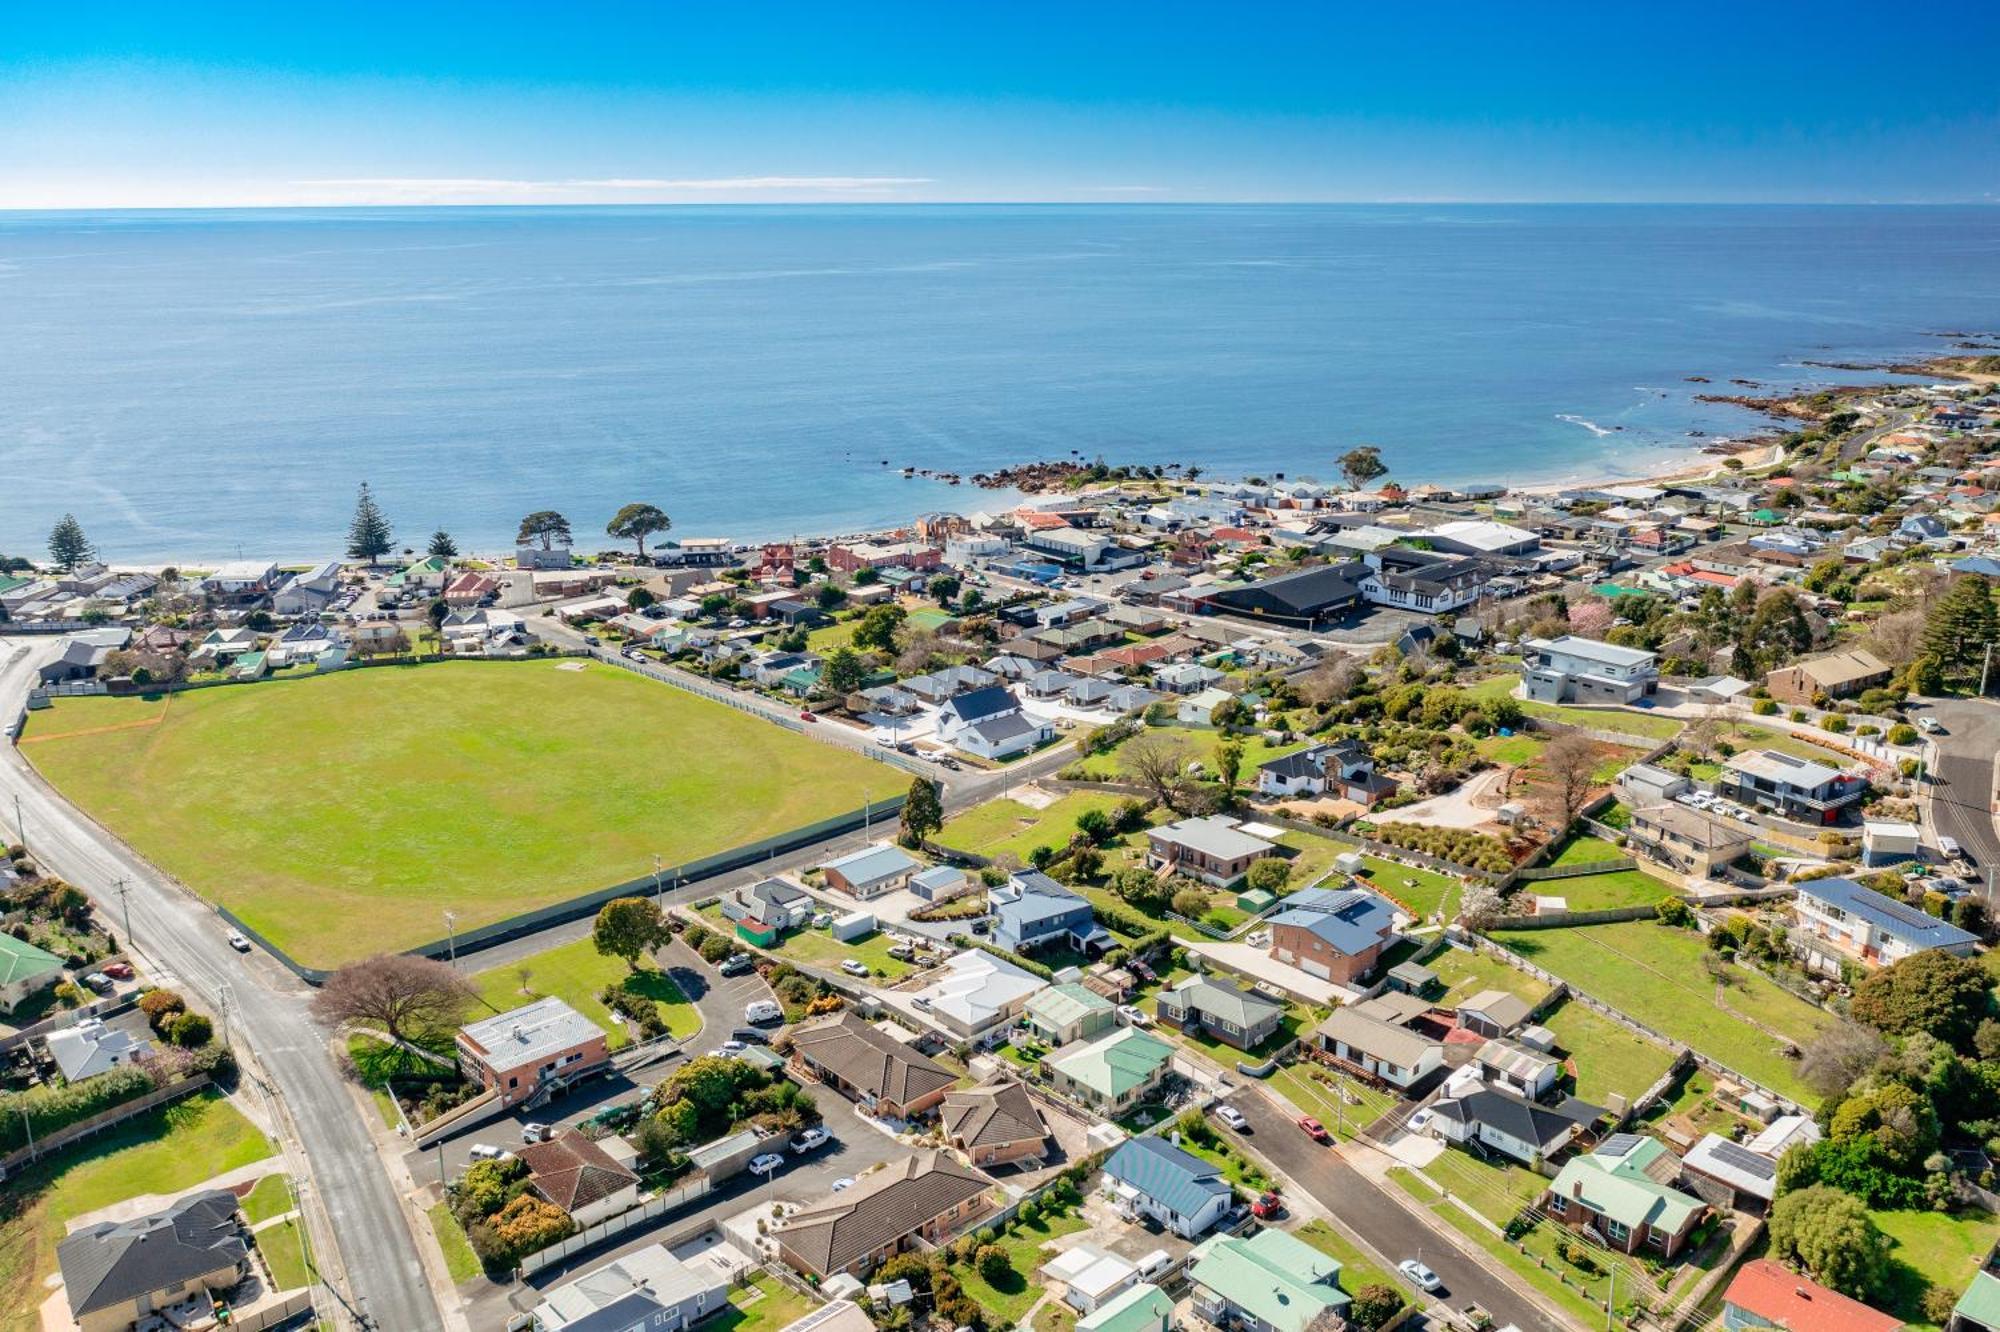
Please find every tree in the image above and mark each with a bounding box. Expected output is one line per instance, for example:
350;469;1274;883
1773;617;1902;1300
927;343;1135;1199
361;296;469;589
1799;1023;1889;1101
592;897;669;971
1920;576;2000;683
1246;858;1291;894
310;954;474;1044
1346;1284;1404;1331
1850;949;1992;1044
1567;599;1614;638
900;777;943;848
1215;740;1244;795
1741;588;1814;671
1171;887;1210;919
813;646;861;696
168;1011;213;1048
427;530;459;559
1337;445;1388;491
1829;1081;1938;1170
1074;808;1113;846
1124;734;1195;813
1539;732;1600;832
47;514;94;571
1769;1185;1891;1301
976;1245;1011;1284
516;510;573;551
627;587;656;611
346;483;394;562
1110;865;1173;915
427;597;449;632
851;604;906;654
606;503;672;560
930;574;961;604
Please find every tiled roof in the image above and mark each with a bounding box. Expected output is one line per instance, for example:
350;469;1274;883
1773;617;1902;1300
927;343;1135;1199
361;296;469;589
1724;1258;1902;1332
790;1012;955;1107
519;1130;640;1212
775;1151;990;1275
941;1080;1047;1150
58;1189;246;1316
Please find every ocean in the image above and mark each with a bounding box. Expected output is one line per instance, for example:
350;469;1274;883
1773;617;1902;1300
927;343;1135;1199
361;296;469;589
3;204;1996;563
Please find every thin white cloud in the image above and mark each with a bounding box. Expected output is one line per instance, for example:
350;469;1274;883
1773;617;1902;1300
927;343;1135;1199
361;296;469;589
294;175;931;192
1081;184;1168;194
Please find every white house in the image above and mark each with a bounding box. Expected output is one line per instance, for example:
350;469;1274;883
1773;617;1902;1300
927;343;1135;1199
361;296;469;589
906;950;1047;1043
935;684;1054;760
1101;1138;1234;1239
1522;636;1659;705
1473;1038;1561;1098
1176;687;1235;727
1045;1246;1140;1314
1314;1005;1445;1091
1426;1081;1589;1168
530;1243;727;1332
1791;876;1979;976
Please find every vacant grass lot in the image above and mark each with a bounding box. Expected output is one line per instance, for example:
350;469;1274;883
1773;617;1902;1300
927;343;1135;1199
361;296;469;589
470;936;699;1047
938;790;1155;865
1492;922;1831;1101
1716;722;1848;764
0;1092;273;1332
1874;1210;2000;1329
695;904;915;980
1075;725;1306;781
22;662;883;967
1528;867;1676;912
1427;943;1552;1007
1538;998;1678;1105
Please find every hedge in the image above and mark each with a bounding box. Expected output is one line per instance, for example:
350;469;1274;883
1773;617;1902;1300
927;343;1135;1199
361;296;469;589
0;1064;156;1152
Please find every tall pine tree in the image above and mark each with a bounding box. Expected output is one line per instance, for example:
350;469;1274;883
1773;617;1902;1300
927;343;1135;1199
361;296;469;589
1920;576;1999;684
346;482;394;562
47;514;94;571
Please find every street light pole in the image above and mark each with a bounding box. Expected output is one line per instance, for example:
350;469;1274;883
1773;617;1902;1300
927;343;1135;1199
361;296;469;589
443;911;456;969
113;878;133;955
11;792;24;858
217;983;234;1048
652;854;664;906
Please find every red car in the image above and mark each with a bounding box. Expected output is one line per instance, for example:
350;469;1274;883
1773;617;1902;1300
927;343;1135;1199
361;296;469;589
1298;1116;1331;1143
799;710;817;722
1251;1190;1285;1220
101;962;135;980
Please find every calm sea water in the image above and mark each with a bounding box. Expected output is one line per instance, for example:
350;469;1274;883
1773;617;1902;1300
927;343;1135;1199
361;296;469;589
3;204;1997;563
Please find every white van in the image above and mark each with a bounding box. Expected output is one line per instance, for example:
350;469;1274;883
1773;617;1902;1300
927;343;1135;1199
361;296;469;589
1941;836;1964;861
744;1000;783;1025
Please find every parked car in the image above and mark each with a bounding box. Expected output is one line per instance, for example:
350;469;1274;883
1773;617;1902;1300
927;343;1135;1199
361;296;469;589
1298;1116;1331;1144
583;633;602;646
1127;959;1156;982
830;1176;855;1192
970;918;991;935
101;961;134;980
468;1144;510;1162
888;944;915;961
714;1040;747;1056
840;959;871;977
731;1027;772;1045
719;953;755;977
1214;1105;1250;1132
1408;1108;1435;1135
225;931;252;952
81;972;113;992
521;1122;553;1144
1251;1191;1285;1220
744;1000;783;1024
1398;1260;1443;1293
1116;1005;1150;1027
792;1127;831;1153
812;912;834;928
749;1153;785;1176
1920;716;1943;733
799;710;817;722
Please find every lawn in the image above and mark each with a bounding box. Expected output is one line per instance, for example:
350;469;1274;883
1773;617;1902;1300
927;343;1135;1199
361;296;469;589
1267;1063;1398;1140
1387;1170;1613;1326
1715;722;1848;764
0;1092;274;1332
1476;732;1546;767
471;936;699;1049
1294;1218;1412;1302
257;1218;314;1291
696;904;916;980
937;790;1152;865
949;1208;1088;1326
239;1173;294;1224
1874;1210;2000;1329
1467;675;1683;742
1277;829;1464;920
715;1273;818;1332
1546;834;1625;867
20;661;886;967
427;1201;483;1283
1528;866;1676;912
1538;998;1678;1106
1490;921;1833;1102
1419;1145;1548;1226
1426;943;1552;1008
1075;725;1307;782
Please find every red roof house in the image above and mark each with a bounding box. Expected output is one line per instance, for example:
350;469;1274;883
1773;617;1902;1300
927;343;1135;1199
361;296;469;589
1720;1259;1902;1332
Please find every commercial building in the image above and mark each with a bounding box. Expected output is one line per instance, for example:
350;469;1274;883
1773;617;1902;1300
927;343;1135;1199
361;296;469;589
457;998;611;1107
1206;562;1368;629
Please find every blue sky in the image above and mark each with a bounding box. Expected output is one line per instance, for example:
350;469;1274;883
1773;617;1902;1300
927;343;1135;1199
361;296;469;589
3;1;1996;207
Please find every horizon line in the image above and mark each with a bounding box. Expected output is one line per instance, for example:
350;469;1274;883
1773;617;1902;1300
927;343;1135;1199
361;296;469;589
3;198;1997;214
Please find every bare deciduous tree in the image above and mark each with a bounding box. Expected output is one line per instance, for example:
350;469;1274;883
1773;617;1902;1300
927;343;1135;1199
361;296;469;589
1799;1023;1889;1101
1124;733;1195;813
310;953;476;1045
1299;655;1361;708
1539;732;1601;833
1866;608;1928;667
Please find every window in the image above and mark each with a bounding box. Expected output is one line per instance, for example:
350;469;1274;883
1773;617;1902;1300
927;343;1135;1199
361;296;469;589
1547;1194;1567;1216
1605;1219;1629;1243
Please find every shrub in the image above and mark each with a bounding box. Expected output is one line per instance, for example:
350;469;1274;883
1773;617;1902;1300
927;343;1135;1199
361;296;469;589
697;934;736;965
1790;708;1808;722
139;988;187;1033
168;1011;214;1048
681;922;711;951
1887;724;1918;745
976;1244;1011;1283
470;1193;575;1267
0;1065;156;1151
1752;699;1778;716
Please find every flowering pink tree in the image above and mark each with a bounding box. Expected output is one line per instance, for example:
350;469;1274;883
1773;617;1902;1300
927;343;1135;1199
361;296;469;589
1567;600;1614;638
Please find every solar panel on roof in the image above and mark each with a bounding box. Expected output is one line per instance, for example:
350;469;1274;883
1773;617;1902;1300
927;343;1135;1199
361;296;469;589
1866;893;1952;931
1708;1140;1777;1180
1598;1132;1643;1156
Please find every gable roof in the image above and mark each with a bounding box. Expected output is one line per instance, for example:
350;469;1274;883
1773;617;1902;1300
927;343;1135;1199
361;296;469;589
941;684;1018;724
910;950;1047;1027
775;1151;990;1275
1026;982;1115;1029
1316;1005;1439;1069
1186;1229;1347;1332
1103;1137;1230;1219
790;1011;956;1106
1162;975;1283;1028
0;932;64;987
994;870;1091;934
1050;1027;1175;1098
941;1080;1047;1150
519;1130;641;1211
1432;1086;1577;1151
59;1189;246;1316
1456;988;1532;1030
1722;1258;1902;1332
1547;1137;1704;1235
821;843;921;887
1797;877;1979;951
1268;886;1398;955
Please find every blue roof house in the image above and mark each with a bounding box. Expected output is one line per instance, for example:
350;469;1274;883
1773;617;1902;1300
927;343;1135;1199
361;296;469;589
1101;1138;1234;1239
1792;876;1979;976
992;871;1110;956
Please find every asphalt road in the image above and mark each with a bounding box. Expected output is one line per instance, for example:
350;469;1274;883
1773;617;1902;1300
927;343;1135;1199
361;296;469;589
1222;1082;1571;1332
1914;696;2000;896
0;641;440;1332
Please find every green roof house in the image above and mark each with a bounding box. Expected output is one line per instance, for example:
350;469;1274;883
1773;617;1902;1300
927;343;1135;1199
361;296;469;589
1046;1027;1174;1113
387;554;448;590
780;666;823;696
1077;1283;1173;1332
1187;1229;1349;1332
1543;1134;1707;1259
1954;1269;2000;1332
0;934;65;1013
1023;982;1116;1046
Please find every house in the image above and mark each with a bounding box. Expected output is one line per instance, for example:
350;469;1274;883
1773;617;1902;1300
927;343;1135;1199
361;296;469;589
826;541;942;574
1686;675;1754;707
1626;803;1754;878
1175;687;1235;727
1077;1283;1174;1332
1455;988;1532;1039
1719;750;1868;825
198;560;280;603
443;571;501;608
991;870;1110;955
773;1151;992;1279
1101;1137;1233;1239
1474;1037;1562;1098
0;933;68;1013
1428;1082;1593;1167
940;1079;1048;1169
1151;661;1225;695
1954;1271;2000;1332
1790;876;1980;976
1023;982;1117;1046
788;1011;956;1118
1522;636;1660;705
1358;546;1491;614
936;683;1055;760
519;1129;642;1226
1680;1131;1801;1212
1207;562;1368;629
530;1244;730;1332
1765;649;1892;706
1154;975;1284;1050
1266;885;1400;984
820;844;921;900
46;1017;152;1083
440;606;527;655
1145;815;1278;888
1314;1004;1446;1091
270;560;344;617
722;878;815;931
1719;1258;1902;1332
1045;1245;1140;1314
1254;739;1398;805
457;998;612;1107
1542;1134;1707;1258
1185;1229;1349;1332
1046;1027;1176;1114
905;950;1047;1042
38;637;114;684
58;1190;250;1332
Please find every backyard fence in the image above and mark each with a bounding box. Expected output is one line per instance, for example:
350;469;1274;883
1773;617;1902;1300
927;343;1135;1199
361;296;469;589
515;1175;714;1279
0;1075;213;1178
1514;857;1637;881
1486;903;1664;931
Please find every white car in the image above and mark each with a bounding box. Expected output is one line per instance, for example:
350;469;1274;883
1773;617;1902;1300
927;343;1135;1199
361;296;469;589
1398;1259;1443;1293
225;931;252;952
830;1176;855;1191
1214;1105;1250;1132
1407;1108;1435;1135
841;959;871;977
468;1143;509;1162
520;1122;553;1143
1920;716;1942;733
716;1040;747;1056
1116;1005;1150;1027
792;1127;831;1153
749;1153;785;1176
744;1000;783;1024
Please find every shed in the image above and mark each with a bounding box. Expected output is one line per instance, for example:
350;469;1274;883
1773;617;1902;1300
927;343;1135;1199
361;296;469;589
736;919;781;947
1333;851;1366;875
1385;961;1438;996
832;912;877;943
1234;887;1276;914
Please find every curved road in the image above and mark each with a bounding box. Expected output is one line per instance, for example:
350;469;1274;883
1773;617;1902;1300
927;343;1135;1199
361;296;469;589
0;642;439;1332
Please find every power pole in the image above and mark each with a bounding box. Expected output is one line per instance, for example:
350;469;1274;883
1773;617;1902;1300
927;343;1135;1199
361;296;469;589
443;912;457;969
11;792;23;858
112;879;133;954
1982;641;1994;697
216;982;234;1048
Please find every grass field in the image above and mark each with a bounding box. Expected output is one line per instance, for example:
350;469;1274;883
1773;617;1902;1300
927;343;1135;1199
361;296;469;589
948;1208;1088;1326
1075;725;1306;782
716;1273;818;1332
1538;998;1678;1105
1467;675;1683;742
0;1092;274;1332
937;790;1154;865
1419;1145;1548;1226
427;1201;483;1283
1427;943;1552;1007
1874;1209;2000;1329
238;1172;293;1224
257;1218;314;1291
1716;722;1848;764
470;937;699;1048
1529;867;1676;912
21;661;884;967
1491;921;1832;1101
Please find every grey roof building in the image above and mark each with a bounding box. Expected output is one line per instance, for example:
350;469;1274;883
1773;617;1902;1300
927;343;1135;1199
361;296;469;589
59;1189;249;1324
